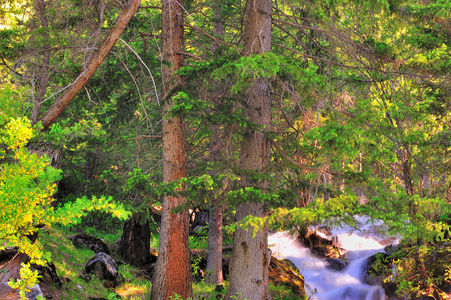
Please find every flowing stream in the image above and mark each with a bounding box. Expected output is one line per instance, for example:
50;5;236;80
269;217;394;300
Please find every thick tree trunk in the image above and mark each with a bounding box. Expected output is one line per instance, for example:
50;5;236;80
118;214;151;267
36;0;141;130
225;0;272;299
205;3;225;286
150;0;191;299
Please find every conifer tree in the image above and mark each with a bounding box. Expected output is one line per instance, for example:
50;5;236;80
225;0;272;299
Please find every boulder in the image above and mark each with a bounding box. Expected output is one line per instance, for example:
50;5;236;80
0;283;44;300
70;233;110;255
189;209;209;235
85;252;120;288
24;285;44;300
364;252;397;298
268;256;306;298
325;257;349;271
32;262;62;287
299;231;346;259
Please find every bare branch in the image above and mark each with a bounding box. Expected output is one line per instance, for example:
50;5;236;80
119;38;160;106
37;0;142;130
139;5;162;9
111;0;125;9
184;23;243;54
269;138;323;174
107;135;163;144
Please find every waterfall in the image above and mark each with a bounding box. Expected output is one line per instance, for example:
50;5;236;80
269;216;392;300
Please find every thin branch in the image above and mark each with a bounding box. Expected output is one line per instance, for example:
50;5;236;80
111;0;125;9
269;138;323;174
272;42;363;70
0;249;19;270
108;135;163;144
139;5;161;9
273;18;330;34
184;23;243;54
178;51;204;61
119;38;160;107
37;0;142;129
111;51;150;125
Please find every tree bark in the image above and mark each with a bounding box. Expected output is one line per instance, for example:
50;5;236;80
35;0;141;130
205;3;225;286
225;0;272;299
118;214;151;267
206;123;224;285
150;0;191;299
396;146;414;195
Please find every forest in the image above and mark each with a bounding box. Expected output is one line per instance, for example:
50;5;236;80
1;0;451;299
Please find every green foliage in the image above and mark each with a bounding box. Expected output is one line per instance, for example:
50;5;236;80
226;186;279;207
243;191;450;245
0;28;26;60
190;254;203;277
405;0;451;17
0;83;30;120
269;282;305;300
1;117;60;265
212;52;326;94
7;263;41;300
34;117;106;147
0;116;130;298
241;195;361;237
189;231;209;249
370;243;451;298
407;44;451;74
52;195;131;226
362;193;451;243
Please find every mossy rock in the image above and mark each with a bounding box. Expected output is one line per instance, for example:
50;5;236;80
268;256;305;298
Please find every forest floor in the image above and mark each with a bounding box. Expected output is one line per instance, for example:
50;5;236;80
36;225;299;300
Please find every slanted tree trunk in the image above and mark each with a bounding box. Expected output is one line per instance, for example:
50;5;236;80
225;0;272;299
118;214;151;267
150;0;191;299
205;3;225;286
35;0;141;130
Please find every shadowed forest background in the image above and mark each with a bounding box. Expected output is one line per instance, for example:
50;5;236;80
1;0;451;299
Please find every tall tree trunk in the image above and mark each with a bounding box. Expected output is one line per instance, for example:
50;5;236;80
150;0;191;299
225;0;272;299
206;122;224;285
205;3;225;286
35;0;141;130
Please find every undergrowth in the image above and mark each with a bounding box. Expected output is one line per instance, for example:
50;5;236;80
39;225;300;299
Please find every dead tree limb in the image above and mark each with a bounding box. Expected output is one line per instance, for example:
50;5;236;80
36;0;142;130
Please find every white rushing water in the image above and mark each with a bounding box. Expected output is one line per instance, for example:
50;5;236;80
269;216;393;300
